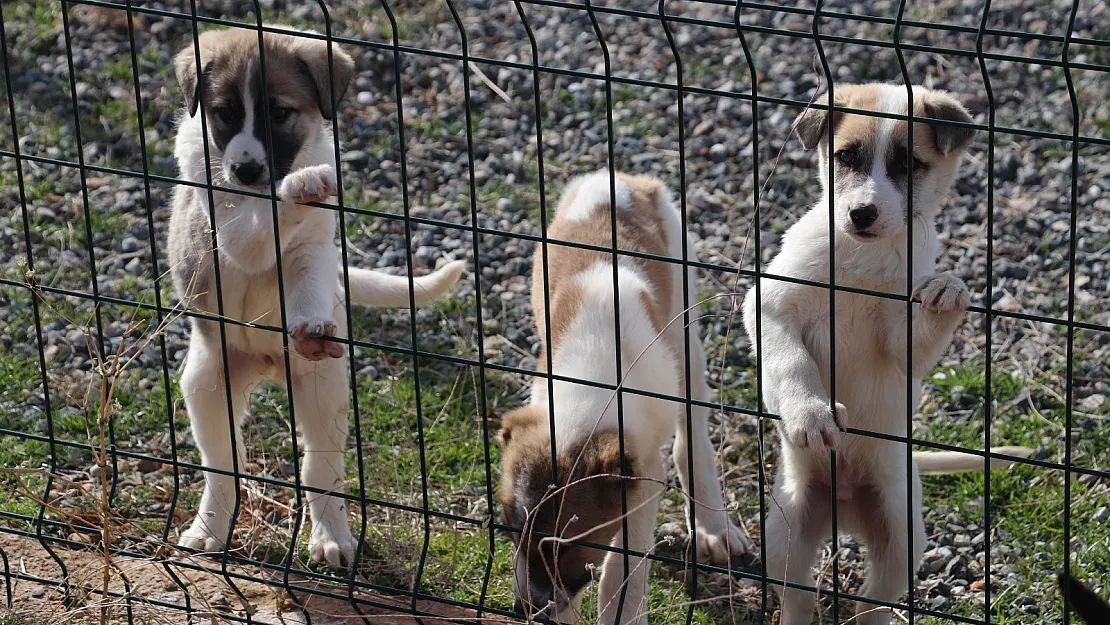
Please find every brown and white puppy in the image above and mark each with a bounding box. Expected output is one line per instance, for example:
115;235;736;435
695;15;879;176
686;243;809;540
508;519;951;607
168;27;463;569
498;171;750;625
742;84;1033;625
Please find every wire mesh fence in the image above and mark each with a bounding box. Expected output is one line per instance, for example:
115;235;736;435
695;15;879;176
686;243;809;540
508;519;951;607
0;0;1108;624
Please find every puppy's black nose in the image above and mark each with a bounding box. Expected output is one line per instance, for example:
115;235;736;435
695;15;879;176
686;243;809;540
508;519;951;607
231;161;263;185
849;204;878;230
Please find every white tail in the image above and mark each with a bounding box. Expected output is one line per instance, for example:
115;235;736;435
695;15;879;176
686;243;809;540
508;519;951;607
914;446;1034;475
345;260;465;308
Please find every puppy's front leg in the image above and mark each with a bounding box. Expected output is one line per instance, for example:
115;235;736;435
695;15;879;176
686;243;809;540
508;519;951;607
596;472;664;625
755;312;846;451
279;164;338;206
284;242;344;361
884;272;969;378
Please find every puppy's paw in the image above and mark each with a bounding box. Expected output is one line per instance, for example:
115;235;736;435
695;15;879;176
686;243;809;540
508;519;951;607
279;165;338;204
308;523;356;569
913;272;970;314
178;522;226;555
780;400;845;451
694;516;752;566
289;316;344;361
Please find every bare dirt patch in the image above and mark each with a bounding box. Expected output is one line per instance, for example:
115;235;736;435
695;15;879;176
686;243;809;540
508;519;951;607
0;532;499;625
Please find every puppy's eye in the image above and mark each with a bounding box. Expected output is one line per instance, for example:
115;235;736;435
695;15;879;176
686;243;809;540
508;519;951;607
270;107;294;124
212;106;235;124
911;157;927;172
834;148;860;170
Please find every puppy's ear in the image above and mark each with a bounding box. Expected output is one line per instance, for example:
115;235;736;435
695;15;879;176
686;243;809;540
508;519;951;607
296;39;356;121
174;46;205;118
793;92;847;150
496;406;544;447
923;92;975;156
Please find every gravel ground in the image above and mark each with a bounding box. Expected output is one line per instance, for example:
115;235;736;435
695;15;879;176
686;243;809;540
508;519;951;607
0;0;1108;623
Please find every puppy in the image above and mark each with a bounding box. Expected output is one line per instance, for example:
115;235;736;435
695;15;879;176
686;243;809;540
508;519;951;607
1060;572;1110;625
741;84;1032;624
498;171;750;625
167;27;464;568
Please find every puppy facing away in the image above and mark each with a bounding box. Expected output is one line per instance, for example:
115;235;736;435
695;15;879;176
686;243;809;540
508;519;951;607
741;84;1033;624
497;171;751;625
1060;572;1110;625
167;27;464;568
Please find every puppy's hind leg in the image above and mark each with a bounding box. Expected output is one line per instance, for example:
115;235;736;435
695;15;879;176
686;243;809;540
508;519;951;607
293;354;356;569
178;334;261;553
672;333;751;565
850;474;926;625
766;471;830;625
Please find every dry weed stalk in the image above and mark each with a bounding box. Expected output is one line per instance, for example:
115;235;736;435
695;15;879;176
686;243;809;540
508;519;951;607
12;260;198;624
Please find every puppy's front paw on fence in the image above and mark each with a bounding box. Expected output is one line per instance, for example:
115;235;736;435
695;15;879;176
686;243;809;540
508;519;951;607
913;272;970;314
780;400;846;451
289;316;344;360
279;164;338;204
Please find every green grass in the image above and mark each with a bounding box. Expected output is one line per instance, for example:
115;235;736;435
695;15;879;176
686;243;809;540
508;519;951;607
0;293;1104;623
10;2;59;56
358;1;449;43
915;353;1110;624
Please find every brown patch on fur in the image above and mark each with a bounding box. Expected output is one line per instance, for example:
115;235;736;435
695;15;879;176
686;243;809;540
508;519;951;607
497;171;676;604
795;84;975;166
497;405;639;599
174;27;354;120
531;173;674;372
496;404;545;446
794;85;883;150
907;91;975;158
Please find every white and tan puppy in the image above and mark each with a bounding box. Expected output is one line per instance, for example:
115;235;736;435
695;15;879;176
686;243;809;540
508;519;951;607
498;171;750;625
167;28;463;569
742;84;1032;624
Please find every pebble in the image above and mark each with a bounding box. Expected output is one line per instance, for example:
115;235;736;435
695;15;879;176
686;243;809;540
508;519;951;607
341;150;371;166
136;458;162;473
927;595;950;611
945;556;969;581
210;595;232;612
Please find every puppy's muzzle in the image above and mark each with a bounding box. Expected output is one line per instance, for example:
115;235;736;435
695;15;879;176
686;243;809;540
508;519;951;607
230;159;266;187
849;204;878;236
